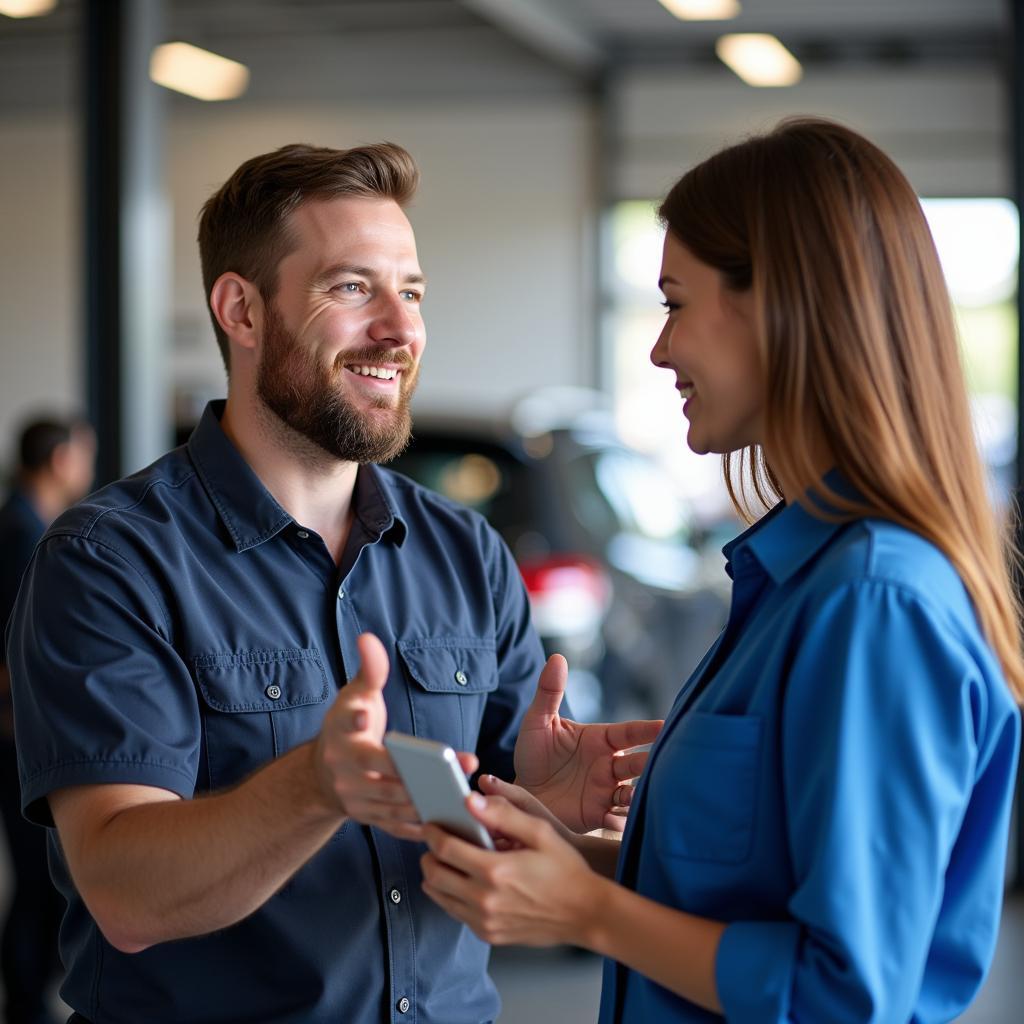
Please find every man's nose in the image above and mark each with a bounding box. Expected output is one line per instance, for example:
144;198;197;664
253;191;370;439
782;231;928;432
368;293;421;348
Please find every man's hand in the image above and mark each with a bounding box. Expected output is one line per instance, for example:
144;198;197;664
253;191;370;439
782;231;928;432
312;633;423;839
513;655;663;833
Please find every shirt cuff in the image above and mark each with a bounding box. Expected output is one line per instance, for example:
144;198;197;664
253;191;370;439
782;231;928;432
716;919;800;1022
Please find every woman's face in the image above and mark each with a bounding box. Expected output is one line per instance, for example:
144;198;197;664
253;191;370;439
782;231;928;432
651;232;763;456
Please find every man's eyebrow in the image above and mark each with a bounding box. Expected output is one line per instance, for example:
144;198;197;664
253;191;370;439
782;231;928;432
311;263;427;287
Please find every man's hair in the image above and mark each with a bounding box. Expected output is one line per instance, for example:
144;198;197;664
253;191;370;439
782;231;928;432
18;416;85;472
197;142;420;375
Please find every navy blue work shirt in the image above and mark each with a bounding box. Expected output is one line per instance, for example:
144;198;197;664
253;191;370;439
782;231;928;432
8;401;545;1024
600;496;1020;1023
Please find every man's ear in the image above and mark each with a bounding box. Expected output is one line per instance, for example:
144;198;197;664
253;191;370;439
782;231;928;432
209;272;263;356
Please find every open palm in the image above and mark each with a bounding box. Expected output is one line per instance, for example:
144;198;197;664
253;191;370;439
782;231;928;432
513;655;662;833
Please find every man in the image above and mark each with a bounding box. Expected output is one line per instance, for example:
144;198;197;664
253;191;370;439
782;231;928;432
8;143;657;1024
0;416;95;1024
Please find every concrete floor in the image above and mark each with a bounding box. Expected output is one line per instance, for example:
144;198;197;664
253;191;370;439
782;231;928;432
490;893;1024;1023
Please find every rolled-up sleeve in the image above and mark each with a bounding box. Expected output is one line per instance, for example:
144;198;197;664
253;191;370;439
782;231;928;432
715;579;1018;1022
9;533;201;826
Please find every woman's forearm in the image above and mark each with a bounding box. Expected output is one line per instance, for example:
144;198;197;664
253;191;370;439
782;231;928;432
576;876;726;1014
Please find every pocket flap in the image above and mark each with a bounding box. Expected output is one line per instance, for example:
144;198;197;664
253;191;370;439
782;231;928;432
194;648;330;712
397;637;498;694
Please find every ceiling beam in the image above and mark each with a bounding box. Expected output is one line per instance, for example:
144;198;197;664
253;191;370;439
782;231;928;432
461;0;604;75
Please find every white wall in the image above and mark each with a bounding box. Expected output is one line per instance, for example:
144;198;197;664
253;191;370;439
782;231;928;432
0;96;597;475
0;115;81;478
166;98;598;427
611;65;1007;200
0;64;1010;475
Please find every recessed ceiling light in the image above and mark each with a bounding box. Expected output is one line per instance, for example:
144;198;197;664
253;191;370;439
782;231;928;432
149;42;249;102
0;0;58;17
716;33;802;87
657;0;741;20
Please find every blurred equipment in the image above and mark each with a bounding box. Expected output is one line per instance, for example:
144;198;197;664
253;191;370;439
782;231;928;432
391;392;731;720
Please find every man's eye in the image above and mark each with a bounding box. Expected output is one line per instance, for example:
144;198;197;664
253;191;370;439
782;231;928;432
335;282;363;294
401;290;423;303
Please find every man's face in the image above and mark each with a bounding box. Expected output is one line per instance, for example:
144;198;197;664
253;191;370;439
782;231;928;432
52;426;96;503
255;196;426;464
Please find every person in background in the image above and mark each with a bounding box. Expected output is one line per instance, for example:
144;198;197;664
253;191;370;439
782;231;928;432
0;416;95;1024
6;143;658;1024
420;117;1023;1023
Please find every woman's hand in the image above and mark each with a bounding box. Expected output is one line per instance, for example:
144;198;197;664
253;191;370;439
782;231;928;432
476;774;575;850
420;790;605;947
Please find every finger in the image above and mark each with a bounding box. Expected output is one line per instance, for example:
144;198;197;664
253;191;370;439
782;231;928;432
350;633;390;694
421;879;478;930
611;750;649;782
422;822;497;875
605;718;663;751
465;792;556;851
602;810;628;832
378;821;426;842
479;775;539;813
612;783;634;807
455;751;479;777
524;654;568;721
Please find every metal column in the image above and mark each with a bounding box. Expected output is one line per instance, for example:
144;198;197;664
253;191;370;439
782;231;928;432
83;0;169;485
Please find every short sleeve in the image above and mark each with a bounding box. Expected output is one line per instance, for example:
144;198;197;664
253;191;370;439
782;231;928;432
8;534;202;826
715;579;1019;1022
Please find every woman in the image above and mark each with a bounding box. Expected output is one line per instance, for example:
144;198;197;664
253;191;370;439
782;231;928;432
419;117;1024;1023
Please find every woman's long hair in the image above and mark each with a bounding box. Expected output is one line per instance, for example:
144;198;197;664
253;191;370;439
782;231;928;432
658;116;1024;700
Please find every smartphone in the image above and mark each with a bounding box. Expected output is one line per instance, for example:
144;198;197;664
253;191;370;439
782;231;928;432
383;732;495;850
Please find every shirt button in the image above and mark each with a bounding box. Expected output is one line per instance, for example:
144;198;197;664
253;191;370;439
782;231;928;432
397;997;410;1014
296;529;309;539
338;588;345;600
455;670;468;686
389;888;402;904
266;685;282;700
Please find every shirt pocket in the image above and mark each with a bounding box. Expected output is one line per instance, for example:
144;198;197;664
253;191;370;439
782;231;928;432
648;711;763;865
194;648;331;791
397;637;499;752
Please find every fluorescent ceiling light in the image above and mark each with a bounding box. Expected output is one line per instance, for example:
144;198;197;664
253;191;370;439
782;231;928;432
716;33;802;87
149;42;249;102
0;0;57;16
658;0;741;20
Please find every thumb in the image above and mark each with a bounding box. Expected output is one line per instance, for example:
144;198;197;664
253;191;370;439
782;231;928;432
351;633;390;694
525;653;568;721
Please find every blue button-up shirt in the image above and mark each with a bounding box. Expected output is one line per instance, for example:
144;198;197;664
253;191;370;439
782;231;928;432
8;401;545;1024
600;497;1020;1023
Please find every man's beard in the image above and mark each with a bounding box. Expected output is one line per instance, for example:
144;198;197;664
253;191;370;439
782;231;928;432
255;302;418;465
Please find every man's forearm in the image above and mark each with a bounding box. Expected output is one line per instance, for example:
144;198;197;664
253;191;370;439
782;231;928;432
57;742;345;952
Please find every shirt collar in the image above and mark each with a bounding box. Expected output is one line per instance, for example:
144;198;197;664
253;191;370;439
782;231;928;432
187;400;407;552
722;470;853;585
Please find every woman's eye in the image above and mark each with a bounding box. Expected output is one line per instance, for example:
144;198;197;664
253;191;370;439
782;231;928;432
660;299;679;313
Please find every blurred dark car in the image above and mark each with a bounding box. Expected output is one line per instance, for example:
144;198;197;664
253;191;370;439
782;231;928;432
389;410;732;721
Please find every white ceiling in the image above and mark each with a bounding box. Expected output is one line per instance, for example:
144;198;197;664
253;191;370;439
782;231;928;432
0;0;1008;113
